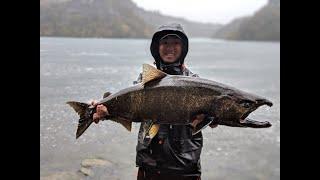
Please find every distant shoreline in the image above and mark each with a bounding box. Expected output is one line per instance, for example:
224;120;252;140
40;36;280;44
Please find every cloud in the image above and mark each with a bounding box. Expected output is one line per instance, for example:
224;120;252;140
132;0;268;24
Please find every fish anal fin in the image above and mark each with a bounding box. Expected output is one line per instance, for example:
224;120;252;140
109;117;132;132
142;64;167;85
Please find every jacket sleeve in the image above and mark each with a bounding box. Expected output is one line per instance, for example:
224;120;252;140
184;67;199;77
133;72;143;85
190;72;199;77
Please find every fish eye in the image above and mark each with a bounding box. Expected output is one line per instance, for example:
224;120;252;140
240;100;253;108
242;102;250;108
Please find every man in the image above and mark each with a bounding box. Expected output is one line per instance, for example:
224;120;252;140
92;23;218;180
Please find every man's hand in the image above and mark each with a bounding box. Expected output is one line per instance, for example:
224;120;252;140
191;114;206;128
191;114;218;129
90;100;110;124
209;122;218;128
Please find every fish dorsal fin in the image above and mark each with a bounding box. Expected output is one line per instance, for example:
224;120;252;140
103;92;111;98
142;64;167;84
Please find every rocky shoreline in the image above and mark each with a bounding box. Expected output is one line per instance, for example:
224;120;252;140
41;158;116;180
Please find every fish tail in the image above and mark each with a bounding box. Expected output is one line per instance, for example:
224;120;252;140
66;101;94;139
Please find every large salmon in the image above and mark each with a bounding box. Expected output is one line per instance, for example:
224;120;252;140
67;64;272;139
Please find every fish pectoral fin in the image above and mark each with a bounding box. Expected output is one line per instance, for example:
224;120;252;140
142;64;167;85
109;117;132;132
103;92;112;98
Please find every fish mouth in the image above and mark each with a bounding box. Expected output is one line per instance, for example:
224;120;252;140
239;99;273;128
257;99;273;107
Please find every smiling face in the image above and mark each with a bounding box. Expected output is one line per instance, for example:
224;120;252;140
159;36;182;63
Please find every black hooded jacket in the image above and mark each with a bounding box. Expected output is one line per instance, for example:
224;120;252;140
135;24;204;176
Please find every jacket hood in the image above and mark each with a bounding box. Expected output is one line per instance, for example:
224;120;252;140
150;23;189;70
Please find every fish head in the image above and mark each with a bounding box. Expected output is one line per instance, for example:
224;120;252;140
212;90;273;128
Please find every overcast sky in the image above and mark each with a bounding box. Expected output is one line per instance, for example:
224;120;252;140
131;0;268;24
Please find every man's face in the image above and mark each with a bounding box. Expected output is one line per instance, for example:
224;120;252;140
159;36;182;63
